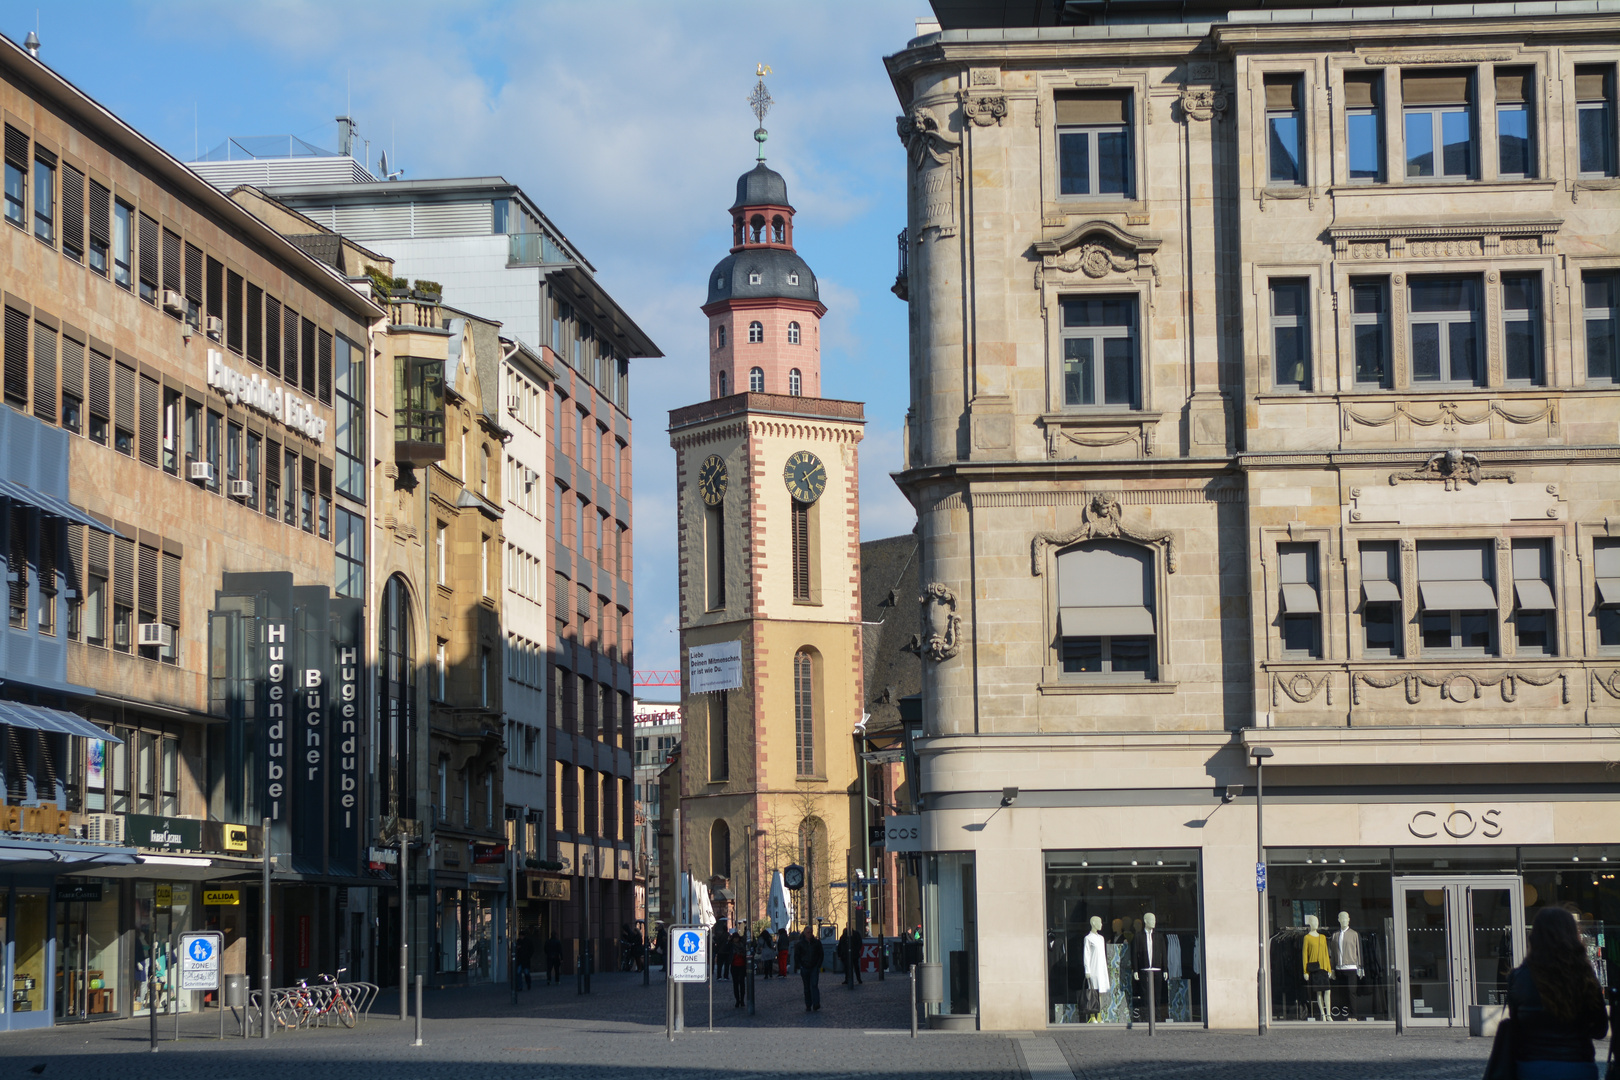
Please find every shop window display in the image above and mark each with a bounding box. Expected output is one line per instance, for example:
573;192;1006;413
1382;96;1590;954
1521;848;1620;991
133;881;195;1015
1045;850;1202;1025
12;890;47;1014
55;881;122;1019
923;853;978;1020
1267;849;1394;1022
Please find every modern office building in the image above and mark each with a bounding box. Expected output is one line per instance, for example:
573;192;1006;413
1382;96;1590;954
888;0;1620;1032
631;699;680;925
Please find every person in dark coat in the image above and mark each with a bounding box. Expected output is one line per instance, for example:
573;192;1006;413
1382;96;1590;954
514;932;536;990
850;926;864;985
759;929;775;978
1508;906;1609;1080
730;932;747;1007
793;927;824;1012
544;932;563;986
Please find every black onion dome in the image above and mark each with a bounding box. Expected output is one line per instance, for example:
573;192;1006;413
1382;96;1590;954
706;248;819;306
730;163;792;211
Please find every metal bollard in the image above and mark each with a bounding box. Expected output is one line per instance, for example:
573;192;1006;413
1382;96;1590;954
412;974;423;1046
149;973;159;1052
910;965;918;1038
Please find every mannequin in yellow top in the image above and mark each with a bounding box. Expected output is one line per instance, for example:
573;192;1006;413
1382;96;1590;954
1302;914;1332;1020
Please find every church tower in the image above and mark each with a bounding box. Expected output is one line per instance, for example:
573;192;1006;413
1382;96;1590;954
668;72;864;931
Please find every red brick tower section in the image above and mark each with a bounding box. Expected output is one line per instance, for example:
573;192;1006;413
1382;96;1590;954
703;163;827;401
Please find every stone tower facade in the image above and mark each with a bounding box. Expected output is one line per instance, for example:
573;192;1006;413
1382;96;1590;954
670;159;864;933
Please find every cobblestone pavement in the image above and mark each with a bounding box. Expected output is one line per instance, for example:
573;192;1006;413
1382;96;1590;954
0;969;1508;1080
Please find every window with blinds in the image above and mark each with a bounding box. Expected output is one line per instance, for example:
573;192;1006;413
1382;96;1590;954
246;284;263;365
226;270;243;354
86;529;108;647
1495;68;1535;179
111;535;134;651
1265;76;1306;185
31;320;55;423
205;257;223;337
300;317;316;395
282;305;298;385
3;305;26;410
137;213;159;302
1403;70;1474;180
184;243;202;328
86;178;109;276
3;124;25;229
317;328;333;405
113;359;135;456
65;524;84;640
138;373;159;467
264;437;281;520
161;229;181;309
60;164;83;262
6;504;26;629
161;549;180;664
37;516;57;636
1054;90;1132;197
1577;65;1617;178
60;334;83;434
791;499;811;601
300;455;316;532
1345;72;1383;182
265;296;282;377
318;463;332;540
136;543;158;635
87;349;110;445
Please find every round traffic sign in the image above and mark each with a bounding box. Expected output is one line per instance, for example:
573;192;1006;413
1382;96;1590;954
188;937;213;963
678;930;701;955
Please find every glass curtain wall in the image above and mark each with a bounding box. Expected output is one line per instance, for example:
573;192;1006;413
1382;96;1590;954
923;853;977;1020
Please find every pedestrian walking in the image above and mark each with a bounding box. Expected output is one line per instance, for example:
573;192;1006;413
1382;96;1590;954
730;932;747;1007
1501;906;1609;1080
794;927;824;1012
544;931;563;986
714;925;732;982
851;926;864;985
838;928;853;987
515;931;535;990
759;929;775;979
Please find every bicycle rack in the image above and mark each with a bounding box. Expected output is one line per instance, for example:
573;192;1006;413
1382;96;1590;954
245;981;381;1033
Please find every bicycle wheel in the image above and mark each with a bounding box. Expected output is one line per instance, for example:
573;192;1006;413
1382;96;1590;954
333;995;358;1028
271;996;299;1029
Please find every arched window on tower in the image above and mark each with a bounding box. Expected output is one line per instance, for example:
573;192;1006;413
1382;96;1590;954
794;649;816;776
789;368;802;396
787;321;800;345
749;214;765;243
733;218;743;246
711;818;731;878
771;216;785;243
716;324;726;349
749;367;764;393
716;370;727;397
748;321;763;344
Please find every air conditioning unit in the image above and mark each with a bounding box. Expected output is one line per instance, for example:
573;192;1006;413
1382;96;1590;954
84;813;125;845
162;289;186;316
190;460;214;483
206;315;224;341
524;468;538;489
137;622;172;648
230;479;254;500
506;394;520;414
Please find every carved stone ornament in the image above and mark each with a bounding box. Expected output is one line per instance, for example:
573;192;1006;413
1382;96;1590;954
1353;669;1569;705
962;93;1009;127
1388;448;1515;491
896;106;961;166
1033;219;1162;284
1177;88;1228;122
1030;493;1177;576
905;582;962;663
1274;672;1331;706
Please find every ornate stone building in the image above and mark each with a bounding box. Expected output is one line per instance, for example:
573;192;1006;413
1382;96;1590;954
888;0;1620;1032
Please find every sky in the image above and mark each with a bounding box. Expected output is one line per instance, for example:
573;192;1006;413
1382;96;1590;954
9;0;922;693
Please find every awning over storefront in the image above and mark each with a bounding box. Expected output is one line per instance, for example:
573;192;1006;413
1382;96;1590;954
0;701;121;743
0;836;138;876
0;477;123;536
79;853;259;881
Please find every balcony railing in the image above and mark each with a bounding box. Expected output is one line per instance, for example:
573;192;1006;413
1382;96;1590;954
507;232;569;267
891;228;909;301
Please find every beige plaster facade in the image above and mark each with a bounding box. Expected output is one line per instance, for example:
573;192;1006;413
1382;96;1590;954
887;0;1620;1033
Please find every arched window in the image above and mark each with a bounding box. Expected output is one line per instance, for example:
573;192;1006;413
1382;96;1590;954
749;367;764;393
788;368;802;396
1056;539;1156;680
480;445;490;494
379;575;417;818
771;215;785;243
748;321;763;344
708;691;729;779
787;321;800;345
716;323;726;349
794;649;815;776
711;819;731;879
749;214;765;243
716;369;727;397
732;218;743;246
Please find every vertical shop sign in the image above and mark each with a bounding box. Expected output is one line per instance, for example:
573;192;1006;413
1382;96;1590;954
292;586;330;865
329;598;363;874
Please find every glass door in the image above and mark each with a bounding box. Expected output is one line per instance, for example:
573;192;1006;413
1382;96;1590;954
1394;877;1523;1027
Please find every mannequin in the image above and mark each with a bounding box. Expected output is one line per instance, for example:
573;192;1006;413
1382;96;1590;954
1083;915;1109;1022
1302;914;1331;1021
1110;917;1125;944
1331;911;1363;1021
1131;912;1168;1023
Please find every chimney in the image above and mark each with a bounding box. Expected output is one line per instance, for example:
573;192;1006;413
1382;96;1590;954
336;116;355;158
23;31;40;58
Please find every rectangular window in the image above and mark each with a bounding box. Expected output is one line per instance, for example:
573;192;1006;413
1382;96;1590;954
183;398;200;475
264;438;280;519
1278;542;1322;657
1265;76;1306;185
183;243;202;329
1060;295;1138;408
791;500;811;602
225;270;243;354
226;421;242;491
1416;540;1497;655
59;164;83;261
7;505;28;629
1359;541;1403;657
1270;279;1311;390
1;305;24;411
300;317;316;395
1345;72;1383;182
334;335;365;500
1410;275;1483;386
435;638;447;700
160;550;179;665
317;464;331;540
87;179;109;275
112;201;132;289
705;504;725;610
576;496;588;558
335;506;363;598
1055;91;1132;198
1057;542;1156;681
85;532;107;647
137;214;159;303
1584;272;1619;384
554;482;566;546
245;430;261;511
436;521;447;583
282;449;298;525
2;124;24;228
206;409;222;492
1404;70;1474;180
1511;539;1555;656
32;322;56;424
60;335;83;435
32;153;54;243
1351;278;1391;387
161;229;180;309
113;360;134;455
1502;273;1543;384
245;283;262;365
1595;540;1620;649
481;533;491;596
265;296;282;378
136;372;157;466
1495;68;1535;179
300;457;315;533
1576;65;1618;178
112;535;134;652
161;388;180;474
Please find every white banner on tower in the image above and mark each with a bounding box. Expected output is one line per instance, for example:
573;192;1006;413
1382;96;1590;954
688;641;742;694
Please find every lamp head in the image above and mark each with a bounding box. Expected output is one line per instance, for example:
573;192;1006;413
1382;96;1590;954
1000;786;1018;807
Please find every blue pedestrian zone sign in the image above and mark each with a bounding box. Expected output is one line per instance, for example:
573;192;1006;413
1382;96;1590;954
671;924;708;983
1256;862;1268;893
188;937;214;963
178;931;222;990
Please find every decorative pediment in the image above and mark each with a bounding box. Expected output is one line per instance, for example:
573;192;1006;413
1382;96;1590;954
1031;493;1177;575
1033;220;1161;282
1326;216;1561;260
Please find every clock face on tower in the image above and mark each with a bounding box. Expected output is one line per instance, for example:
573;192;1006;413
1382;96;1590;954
697;454;728;506
783;450;827;504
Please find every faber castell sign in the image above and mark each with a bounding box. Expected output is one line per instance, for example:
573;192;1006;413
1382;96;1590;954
207;349;327;443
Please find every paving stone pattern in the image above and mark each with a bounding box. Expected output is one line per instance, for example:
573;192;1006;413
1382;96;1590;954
0;970;1508;1080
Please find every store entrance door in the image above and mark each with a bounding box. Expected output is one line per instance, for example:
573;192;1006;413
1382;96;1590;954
1394;877;1523;1027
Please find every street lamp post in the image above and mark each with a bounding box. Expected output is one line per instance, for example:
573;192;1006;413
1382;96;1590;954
1252;745;1274;1037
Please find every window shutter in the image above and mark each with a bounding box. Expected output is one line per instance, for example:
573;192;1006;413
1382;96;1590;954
1596;542;1620;606
265;296;281;377
301;455;316;498
138;373;159;466
1344;72;1378;109
1278;545;1320;614
3;124;26;169
556;572;571;622
1054;90;1128;126
318;462;332;501
138;214;158;295
1359;542;1401;602
86;180;110;249
1416;541;1496;609
60;165;84;257
226;271;243;353
59;334;83;402
317;328;333;405
301;317;316;395
184;243;202;310
1511;540;1555;610
88;529;109;579
31;322;55;423
1056;541;1156;636
3;306;27;409
246;284;263;365
88;349;110;421
161;550;180;626
113;359;134;433
283;306;299;385
206;257;223;324
1265;77;1301;110
137;543;157;622
162;229;180;297
112;536;134;610
66;523;84;595
792;500;810;600
1402;71;1471;104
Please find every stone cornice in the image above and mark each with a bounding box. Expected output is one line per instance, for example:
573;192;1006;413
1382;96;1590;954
668;392;864;434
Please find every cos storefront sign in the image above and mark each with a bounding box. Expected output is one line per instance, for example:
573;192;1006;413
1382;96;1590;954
1358;804;1554;845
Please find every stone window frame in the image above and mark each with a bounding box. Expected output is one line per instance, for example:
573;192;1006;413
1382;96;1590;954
1259;526;1338;664
1576;523;1620;655
1244;57;1325;199
1038;533;1175;693
1037;72;1153;216
1039;276;1161;419
1565;48;1620;196
1570;255;1620;388
1248;263;1326;401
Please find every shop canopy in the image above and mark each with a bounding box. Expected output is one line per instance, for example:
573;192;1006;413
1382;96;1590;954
0;477;123;536
0;836;137;876
0;701;121;743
